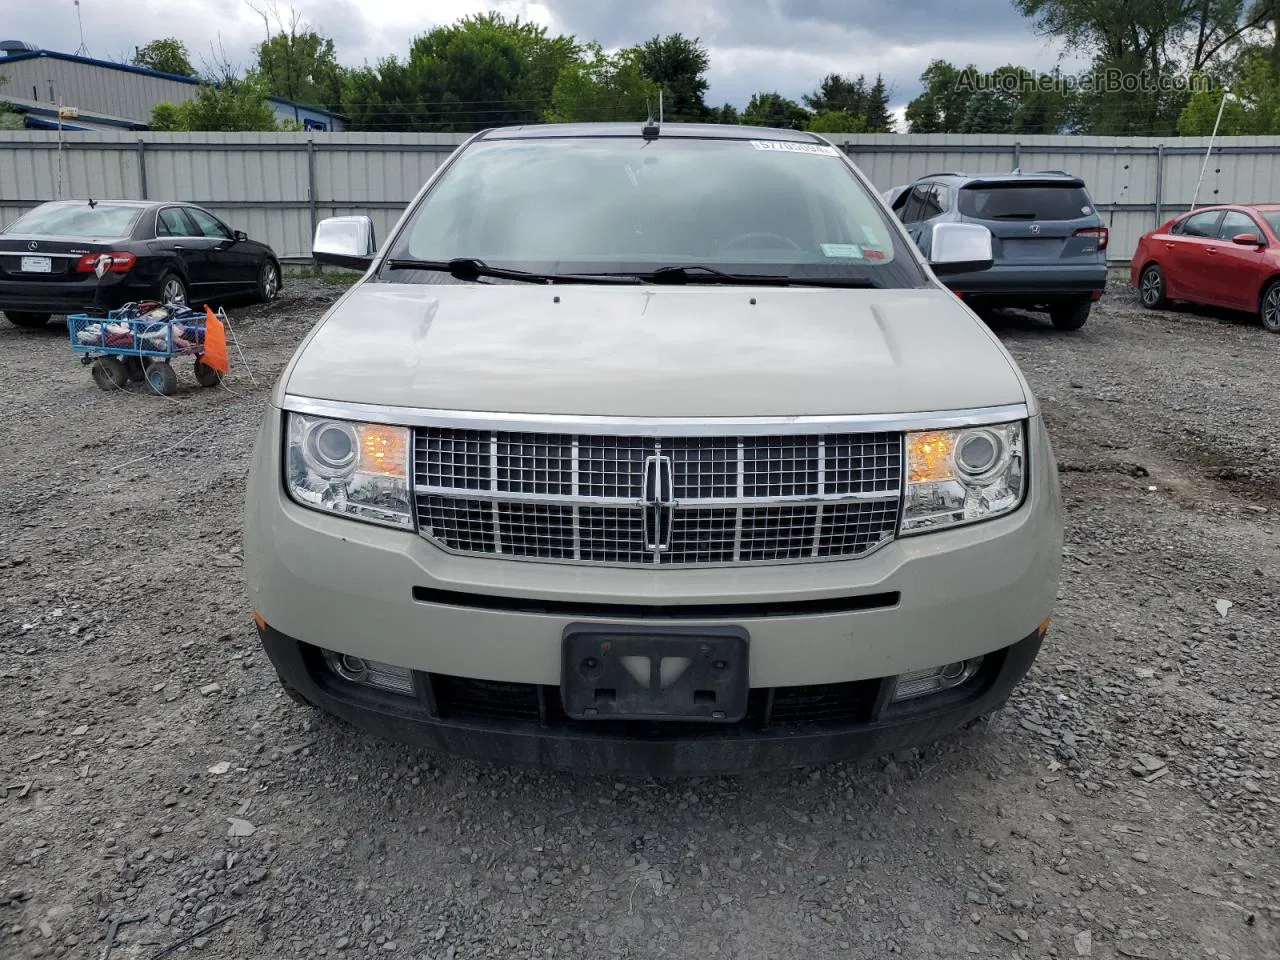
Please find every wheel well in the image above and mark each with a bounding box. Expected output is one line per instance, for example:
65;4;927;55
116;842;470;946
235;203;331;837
1254;272;1280;312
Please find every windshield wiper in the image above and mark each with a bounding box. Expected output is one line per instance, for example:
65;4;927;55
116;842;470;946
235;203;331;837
386;258;552;283
384;258;640;284
988;213;1039;220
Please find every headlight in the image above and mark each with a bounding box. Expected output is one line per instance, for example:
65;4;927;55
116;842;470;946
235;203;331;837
901;421;1025;533
285;413;412;529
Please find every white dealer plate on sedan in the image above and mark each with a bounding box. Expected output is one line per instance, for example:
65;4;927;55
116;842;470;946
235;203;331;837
20;256;53;273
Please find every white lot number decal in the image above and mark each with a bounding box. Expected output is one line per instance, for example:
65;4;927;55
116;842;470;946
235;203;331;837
750;140;840;157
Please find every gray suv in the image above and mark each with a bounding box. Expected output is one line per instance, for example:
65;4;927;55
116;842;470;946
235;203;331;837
886;171;1108;330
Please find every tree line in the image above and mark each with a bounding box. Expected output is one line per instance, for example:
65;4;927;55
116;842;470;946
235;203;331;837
908;0;1280;136
131;1;1280;136
135;12;892;133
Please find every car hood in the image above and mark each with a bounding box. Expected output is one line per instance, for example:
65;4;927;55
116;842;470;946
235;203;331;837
284;282;1028;417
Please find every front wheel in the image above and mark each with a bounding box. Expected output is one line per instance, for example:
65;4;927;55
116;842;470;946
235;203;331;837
257;260;280;303
4;311;52;329
1261;280;1280;333
1050;299;1092;331
1139;264;1167;309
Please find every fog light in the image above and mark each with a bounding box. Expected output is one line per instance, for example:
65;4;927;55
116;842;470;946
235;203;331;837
891;657;983;702
323;650;415;696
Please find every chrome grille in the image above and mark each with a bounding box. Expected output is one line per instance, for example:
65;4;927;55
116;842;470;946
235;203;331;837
414;429;902;566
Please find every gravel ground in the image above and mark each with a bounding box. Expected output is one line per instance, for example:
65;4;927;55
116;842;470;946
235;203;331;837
1;278;1277;960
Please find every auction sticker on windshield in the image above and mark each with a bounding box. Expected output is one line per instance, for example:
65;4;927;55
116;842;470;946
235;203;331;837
821;243;864;258
749;140;840;157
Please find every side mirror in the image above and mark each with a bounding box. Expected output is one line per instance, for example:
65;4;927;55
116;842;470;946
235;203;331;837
1231;232;1263;247
928;222;994;275
234;230;249;242
313;215;377;269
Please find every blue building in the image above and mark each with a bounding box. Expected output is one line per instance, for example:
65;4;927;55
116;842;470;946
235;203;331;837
0;43;347;132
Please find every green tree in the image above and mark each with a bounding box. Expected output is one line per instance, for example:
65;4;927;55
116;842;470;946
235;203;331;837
133;38;196;76
1014;0;1269;133
0;74;22;129
804;73;868;116
1012;75;1081;133
864;75;893;131
149;77;280;131
635;34;711;120
547;44;659;122
904;60;980;132
1178;46;1280;134
741;92;810;129
254;27;344;109
708;102;739;124
804;73;894;131
805;110;866;132
341;58;422;131
341;14;577;132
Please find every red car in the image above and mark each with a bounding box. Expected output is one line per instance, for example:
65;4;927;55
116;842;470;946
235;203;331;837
1130;203;1280;332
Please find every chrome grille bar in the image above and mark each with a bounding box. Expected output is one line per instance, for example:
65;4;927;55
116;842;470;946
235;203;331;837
414;428;903;567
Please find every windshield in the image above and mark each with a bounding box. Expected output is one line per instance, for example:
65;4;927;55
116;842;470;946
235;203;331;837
958;184;1092;221
384;136;924;286
5;203;143;239
1260;211;1280;237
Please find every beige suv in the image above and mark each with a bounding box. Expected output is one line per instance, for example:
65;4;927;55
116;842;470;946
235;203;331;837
243;123;1062;775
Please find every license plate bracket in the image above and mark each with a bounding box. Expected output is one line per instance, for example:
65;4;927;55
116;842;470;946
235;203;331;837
20;256;53;273
561;623;749;723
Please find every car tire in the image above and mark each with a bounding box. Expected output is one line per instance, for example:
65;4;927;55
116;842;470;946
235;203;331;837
4;311;53;329
1050;299;1092;331
159;272;188;306
281;682;313;707
1260;280;1280;333
257;260;281;303
1139;264;1167;309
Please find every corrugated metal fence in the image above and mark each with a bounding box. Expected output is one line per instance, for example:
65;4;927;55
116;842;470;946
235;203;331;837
3;130;1279;263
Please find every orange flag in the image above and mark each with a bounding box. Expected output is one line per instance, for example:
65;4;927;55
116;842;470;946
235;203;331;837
202;305;230;374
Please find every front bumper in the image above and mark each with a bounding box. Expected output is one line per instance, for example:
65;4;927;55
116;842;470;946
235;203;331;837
258;621;1045;775
244;406;1062;772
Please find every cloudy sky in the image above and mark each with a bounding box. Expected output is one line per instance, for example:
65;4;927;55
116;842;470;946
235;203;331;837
3;0;1083;118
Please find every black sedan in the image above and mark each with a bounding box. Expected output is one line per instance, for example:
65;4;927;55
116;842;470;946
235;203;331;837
1;199;282;329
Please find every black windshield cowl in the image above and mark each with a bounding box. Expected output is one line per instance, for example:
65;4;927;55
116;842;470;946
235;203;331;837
649;265;790;285
625;265;882;288
384;258;639;285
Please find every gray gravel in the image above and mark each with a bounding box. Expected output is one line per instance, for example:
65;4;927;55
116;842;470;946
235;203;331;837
1;278;1277;959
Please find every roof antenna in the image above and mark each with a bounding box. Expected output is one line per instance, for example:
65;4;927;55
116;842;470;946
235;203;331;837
642;92;659;140
73;0;91;57
87;198;97;208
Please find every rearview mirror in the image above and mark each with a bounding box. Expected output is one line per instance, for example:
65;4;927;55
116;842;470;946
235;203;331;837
928;222;994;275
313;215;377;269
1231;232;1263;247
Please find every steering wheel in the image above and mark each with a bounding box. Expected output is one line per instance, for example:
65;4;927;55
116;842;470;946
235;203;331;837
719;232;804;252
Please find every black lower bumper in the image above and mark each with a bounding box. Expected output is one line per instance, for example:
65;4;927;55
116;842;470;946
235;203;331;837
257;625;1045;776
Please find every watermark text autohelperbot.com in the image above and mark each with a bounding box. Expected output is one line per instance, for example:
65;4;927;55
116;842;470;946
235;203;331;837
955;69;1213;96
